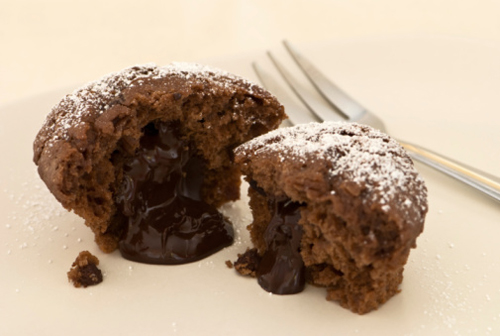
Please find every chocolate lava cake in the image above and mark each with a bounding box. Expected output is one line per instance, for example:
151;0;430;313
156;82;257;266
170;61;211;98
233;121;428;314
33;63;285;264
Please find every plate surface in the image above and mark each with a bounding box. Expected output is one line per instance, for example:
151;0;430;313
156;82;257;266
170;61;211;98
1;36;500;335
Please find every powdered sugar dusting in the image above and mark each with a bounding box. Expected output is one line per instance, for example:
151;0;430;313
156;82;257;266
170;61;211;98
35;62;261;156
236;121;428;218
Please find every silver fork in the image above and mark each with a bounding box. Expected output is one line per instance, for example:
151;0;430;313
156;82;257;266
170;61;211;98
253;40;500;203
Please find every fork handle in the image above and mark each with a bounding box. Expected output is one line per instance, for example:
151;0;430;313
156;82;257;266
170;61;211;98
400;141;500;203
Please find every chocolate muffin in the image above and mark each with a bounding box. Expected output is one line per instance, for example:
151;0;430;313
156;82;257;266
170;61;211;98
233;121;428;314
33;63;285;264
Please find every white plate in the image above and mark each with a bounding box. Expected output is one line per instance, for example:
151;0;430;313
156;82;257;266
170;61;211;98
1;36;500;336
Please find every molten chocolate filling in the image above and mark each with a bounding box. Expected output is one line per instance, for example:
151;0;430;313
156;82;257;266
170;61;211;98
116;121;234;264
256;198;305;295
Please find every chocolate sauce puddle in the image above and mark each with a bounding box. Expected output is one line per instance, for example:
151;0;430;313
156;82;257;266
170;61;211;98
256;198;305;295
116;121;234;264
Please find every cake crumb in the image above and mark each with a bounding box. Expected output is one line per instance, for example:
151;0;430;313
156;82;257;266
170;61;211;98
67;251;103;288
225;260;233;269
234;248;261;277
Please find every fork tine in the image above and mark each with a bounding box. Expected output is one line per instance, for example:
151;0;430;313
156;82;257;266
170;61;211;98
283;40;367;122
266;51;344;123
252;62;318;126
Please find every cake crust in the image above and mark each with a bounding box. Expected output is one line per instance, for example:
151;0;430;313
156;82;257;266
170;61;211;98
234;121;428;314
33;63;285;253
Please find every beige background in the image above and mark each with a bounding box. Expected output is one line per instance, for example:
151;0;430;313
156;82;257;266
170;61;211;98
1;0;500;107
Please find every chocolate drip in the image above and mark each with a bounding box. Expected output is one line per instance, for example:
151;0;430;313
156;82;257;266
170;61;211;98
116;121;233;264
256;199;305;294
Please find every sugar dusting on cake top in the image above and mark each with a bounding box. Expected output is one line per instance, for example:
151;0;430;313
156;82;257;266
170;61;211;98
34;63;262;156
235;121;428;218
64;62;257;111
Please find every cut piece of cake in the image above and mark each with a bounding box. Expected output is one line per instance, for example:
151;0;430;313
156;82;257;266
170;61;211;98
233;121;428;314
33;63;285;264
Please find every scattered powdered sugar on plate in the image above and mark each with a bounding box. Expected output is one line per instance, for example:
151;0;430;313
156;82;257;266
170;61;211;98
2;168;84;259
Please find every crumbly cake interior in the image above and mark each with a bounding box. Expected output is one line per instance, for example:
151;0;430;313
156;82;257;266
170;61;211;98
33;63;285;256
67;251;103;288
234;122;428;314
